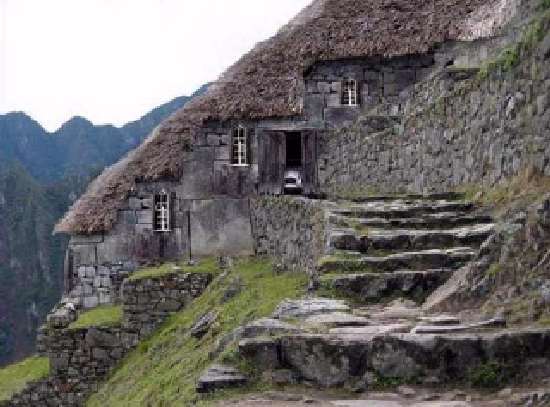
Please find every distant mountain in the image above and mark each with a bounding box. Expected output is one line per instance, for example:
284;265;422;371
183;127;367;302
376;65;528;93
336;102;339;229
0;84;208;182
0;84;207;366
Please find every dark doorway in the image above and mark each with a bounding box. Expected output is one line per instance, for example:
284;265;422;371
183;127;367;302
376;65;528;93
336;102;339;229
286;132;302;168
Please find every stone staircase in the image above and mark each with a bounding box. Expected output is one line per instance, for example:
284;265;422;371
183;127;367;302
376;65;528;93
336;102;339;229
320;195;495;303
235;194;550;393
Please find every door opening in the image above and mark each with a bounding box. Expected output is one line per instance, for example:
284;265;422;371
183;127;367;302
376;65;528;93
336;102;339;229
285;132;302;169
284;132;303;195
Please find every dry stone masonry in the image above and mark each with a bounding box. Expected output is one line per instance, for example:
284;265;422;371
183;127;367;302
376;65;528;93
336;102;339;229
4;271;212;406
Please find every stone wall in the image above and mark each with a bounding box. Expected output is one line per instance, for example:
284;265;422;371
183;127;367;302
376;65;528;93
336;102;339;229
320;28;550;196
65;197;251;309
121;272;212;348
250;197;326;276
6;271;212;406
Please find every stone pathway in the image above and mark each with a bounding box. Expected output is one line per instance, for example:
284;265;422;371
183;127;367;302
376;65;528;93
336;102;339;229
233;196;550;392
214;388;550;406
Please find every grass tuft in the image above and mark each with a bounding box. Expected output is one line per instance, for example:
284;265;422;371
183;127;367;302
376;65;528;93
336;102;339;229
87;256;307;406
128;257;221;282
0;356;49;401
69;305;123;330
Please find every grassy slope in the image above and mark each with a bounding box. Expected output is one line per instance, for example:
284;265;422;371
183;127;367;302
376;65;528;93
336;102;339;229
0;356;49;401
87;257;307;406
69;305;123;330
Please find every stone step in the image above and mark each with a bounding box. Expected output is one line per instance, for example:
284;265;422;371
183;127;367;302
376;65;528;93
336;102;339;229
329;224;494;252
196;364;247;393
342;192;466;203
329;212;493;230
319;247;476;274
239;329;550;388
321;269;453;303
330;201;475;220
411;317;506;334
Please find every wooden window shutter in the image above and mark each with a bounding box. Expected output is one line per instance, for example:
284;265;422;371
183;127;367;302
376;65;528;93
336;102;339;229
247;128;254;165
170;192;177;230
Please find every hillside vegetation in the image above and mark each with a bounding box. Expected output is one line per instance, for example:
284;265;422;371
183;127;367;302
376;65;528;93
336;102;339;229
0;356;49;402
87;257;307;406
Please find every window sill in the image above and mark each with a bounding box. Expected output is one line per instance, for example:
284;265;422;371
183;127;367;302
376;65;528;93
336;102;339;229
231;164;250;167
154;230;172;233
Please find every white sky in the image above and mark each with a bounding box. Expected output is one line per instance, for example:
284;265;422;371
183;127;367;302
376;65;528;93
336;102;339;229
0;0;311;132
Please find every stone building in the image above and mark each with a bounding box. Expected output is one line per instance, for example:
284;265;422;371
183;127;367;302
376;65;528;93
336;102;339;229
54;0;526;308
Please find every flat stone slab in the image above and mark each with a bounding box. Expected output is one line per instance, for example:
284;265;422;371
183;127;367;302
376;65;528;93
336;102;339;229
330;212;493;230
242;318;303;338
273;298;350;319
411;317;506;334
331;200;475;220
329;224;494;252
319;247;476;273
196;364;247;393
330;324;412;336
304;312;370;327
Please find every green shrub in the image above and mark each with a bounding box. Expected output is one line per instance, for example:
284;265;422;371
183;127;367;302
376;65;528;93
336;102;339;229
468;362;504;388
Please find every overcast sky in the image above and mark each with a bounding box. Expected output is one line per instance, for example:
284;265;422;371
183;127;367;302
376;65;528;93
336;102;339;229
0;0;311;132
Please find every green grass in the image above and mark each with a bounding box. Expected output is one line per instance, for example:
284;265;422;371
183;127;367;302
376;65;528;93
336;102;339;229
69;305;123;330
0;356;50;401
87;256;308;406
128;257;221;281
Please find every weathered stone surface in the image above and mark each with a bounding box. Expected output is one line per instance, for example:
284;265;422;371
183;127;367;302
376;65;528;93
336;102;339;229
303;312;370;327
320;248;475;273
331;201;474;220
273;298;350;319
250;197;326;275
239;338;281;370
241;318;303;338
280;335;369;387
411;317;506;334
196;364;247;394
331;212;494;230
329;324;412;336
325;270;452;303
330;224;494;252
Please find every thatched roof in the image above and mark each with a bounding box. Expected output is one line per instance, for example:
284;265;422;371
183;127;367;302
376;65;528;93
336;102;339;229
56;0;515;234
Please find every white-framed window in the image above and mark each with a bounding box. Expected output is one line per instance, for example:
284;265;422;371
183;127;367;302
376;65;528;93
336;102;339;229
153;190;170;232
231;126;248;166
342;79;358;106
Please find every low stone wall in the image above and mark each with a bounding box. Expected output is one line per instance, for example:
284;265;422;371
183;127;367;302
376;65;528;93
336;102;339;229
250;197;326;277
5;271;213;407
320;28;550;196
121;272;212;348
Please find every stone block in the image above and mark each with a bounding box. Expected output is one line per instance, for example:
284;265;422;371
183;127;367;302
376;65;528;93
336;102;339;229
83;296;99;309
206;133;222;146
136;210;153;224
327;92;341;107
215;146;230;161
